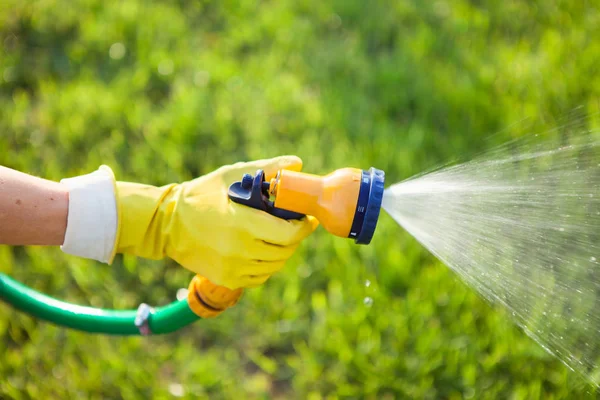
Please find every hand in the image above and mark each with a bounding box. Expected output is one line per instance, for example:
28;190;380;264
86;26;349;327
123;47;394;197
114;156;318;289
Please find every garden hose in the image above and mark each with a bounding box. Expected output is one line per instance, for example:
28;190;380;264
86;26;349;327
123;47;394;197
0;273;197;335
0;167;385;335
0;274;242;335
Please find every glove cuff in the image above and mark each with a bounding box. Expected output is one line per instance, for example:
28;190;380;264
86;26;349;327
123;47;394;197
60;166;119;263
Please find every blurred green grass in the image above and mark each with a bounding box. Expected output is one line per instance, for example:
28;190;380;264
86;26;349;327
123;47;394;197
1;0;600;398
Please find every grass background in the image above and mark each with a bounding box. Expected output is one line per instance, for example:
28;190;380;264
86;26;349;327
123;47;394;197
1;0;600;398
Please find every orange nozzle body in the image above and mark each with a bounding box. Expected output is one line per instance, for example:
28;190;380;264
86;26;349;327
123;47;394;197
270;168;363;238
228;166;384;244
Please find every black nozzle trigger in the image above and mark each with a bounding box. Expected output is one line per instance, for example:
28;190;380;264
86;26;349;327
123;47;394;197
228;169;305;221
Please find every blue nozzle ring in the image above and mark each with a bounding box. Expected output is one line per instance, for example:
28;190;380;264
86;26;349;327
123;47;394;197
348;167;385;245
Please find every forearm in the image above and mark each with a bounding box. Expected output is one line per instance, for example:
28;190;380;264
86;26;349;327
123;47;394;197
0;166;69;246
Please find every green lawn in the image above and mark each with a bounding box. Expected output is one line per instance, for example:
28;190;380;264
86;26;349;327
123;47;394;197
1;1;600;398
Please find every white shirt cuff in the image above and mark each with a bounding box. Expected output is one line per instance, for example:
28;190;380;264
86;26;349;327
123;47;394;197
60;166;118;263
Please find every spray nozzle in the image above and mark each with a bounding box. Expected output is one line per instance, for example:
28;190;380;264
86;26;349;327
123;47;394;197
229;166;385;245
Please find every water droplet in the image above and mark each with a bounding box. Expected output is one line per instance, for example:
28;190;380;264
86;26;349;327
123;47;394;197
109;42;126;60
591;257;597;262
158;59;174;75
363;297;373;307
168;383;185;397
365;280;371;288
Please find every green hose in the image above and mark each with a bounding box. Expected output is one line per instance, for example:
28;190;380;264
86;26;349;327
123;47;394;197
0;273;200;335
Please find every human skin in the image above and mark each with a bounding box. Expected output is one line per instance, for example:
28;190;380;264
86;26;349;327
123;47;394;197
0;166;68;246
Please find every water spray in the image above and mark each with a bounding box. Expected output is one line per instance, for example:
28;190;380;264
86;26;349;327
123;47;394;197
382;115;600;387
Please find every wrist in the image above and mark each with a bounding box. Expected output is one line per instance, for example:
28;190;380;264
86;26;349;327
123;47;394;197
48;183;70;246
114;180;179;260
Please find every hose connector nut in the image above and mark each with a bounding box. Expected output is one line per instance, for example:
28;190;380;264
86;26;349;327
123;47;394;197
135;303;154;336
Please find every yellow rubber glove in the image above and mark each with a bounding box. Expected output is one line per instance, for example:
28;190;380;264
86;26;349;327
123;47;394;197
112;156;318;289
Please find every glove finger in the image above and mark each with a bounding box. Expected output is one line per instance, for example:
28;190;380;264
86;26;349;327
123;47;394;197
234;204;318;246
257;217;317;247
239;259;286;276
222;260;283;289
225;155;304;182
241;274;272;288
245;240;297;262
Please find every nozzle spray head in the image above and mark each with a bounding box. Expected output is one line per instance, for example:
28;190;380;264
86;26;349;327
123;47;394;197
228;167;385;244
348;167;385;244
